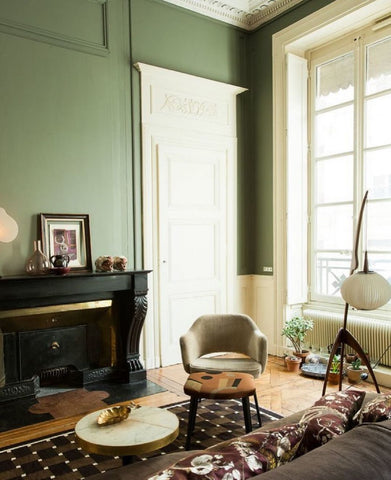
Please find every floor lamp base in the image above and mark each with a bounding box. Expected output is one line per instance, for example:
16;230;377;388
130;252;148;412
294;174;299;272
322;327;380;396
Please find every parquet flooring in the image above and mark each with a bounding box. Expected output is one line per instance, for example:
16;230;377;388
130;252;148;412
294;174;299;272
146;355;391;417
1;355;390;448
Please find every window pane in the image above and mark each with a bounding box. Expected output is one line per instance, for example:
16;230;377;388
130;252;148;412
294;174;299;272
364;147;391;199
367;200;391;251
316;53;354;110
367;253;391;283
315;155;353;203
366;37;391;95
315;252;351;296
315;204;353;250
365;93;391;148
315;105;353;157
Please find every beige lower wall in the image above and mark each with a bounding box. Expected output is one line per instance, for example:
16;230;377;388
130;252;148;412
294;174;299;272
237;274;277;355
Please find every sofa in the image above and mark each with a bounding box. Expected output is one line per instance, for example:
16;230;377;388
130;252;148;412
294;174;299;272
91;390;391;479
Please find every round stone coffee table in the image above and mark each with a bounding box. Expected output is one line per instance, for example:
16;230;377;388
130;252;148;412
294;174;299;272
75;405;179;465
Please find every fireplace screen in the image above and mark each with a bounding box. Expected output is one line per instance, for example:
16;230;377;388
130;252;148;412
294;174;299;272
19;325;88;382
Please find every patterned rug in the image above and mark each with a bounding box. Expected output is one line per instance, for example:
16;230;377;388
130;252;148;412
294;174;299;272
0;399;282;480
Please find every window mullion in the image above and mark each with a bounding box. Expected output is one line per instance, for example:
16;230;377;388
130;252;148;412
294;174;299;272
354;35;365;264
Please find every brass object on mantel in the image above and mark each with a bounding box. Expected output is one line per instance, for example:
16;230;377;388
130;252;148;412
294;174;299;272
97;401;141;426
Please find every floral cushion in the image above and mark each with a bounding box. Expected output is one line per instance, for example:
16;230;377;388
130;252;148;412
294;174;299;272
147;423;305;480
298;389;365;454
356;393;391;423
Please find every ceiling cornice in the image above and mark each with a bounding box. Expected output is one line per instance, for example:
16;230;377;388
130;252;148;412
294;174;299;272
160;0;305;30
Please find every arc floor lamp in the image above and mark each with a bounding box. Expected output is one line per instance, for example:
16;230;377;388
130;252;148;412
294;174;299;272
322;191;391;395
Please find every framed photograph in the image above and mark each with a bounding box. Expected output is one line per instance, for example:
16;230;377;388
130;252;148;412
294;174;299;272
39;213;92;272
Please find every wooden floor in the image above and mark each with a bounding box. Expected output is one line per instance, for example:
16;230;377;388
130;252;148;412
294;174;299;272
146;355;391;416
1;355;390;449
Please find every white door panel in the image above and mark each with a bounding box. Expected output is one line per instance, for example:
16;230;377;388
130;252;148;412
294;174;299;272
158;142;228;365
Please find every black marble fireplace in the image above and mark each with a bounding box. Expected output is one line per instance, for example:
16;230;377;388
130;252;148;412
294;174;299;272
0;270;150;402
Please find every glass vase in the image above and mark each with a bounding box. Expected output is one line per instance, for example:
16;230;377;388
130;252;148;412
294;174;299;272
25;240;50;275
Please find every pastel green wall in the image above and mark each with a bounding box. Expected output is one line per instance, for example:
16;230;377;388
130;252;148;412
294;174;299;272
247;0;336;275
0;0;134;275
0;0;335;278
0;0;251;276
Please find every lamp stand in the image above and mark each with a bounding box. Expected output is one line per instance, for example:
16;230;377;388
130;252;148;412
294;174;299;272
321;303;380;395
321;191;381;395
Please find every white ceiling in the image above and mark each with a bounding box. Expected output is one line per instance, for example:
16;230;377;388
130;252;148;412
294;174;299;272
161;0;305;30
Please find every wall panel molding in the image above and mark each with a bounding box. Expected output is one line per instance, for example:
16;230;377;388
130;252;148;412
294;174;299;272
135;63;246;136
0;0;109;56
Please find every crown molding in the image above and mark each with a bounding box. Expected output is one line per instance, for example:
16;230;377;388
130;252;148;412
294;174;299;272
161;0;305;30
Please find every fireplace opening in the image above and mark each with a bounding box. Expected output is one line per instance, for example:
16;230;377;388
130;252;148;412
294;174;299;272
1;301;116;397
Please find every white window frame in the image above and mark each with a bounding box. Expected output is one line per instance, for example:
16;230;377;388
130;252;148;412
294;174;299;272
308;25;391;307
273;0;391;352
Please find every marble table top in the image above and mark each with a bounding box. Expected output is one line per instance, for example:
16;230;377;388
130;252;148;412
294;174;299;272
75;405;179;458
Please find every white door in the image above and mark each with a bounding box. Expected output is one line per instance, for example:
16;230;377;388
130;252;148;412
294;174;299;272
136;63;245;368
156;139;233;365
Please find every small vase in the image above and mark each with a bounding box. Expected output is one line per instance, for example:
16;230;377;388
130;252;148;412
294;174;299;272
26;240;50;275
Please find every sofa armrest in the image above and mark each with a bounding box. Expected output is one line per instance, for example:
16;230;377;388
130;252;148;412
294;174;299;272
258;420;391;480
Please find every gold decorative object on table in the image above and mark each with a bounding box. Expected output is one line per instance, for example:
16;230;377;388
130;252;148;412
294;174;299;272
97;401;140;426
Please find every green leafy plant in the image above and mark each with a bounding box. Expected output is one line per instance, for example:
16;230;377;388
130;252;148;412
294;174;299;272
281;316;314;353
350;358;362;370
330;355;341;373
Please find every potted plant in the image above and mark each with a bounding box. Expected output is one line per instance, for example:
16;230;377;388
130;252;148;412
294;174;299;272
347;358;364;384
285;355;302;372
281;316;314;364
328;355;341;384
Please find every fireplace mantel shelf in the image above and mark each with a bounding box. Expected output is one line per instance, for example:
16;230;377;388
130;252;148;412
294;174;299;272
0;270;151;310
0;270;151;401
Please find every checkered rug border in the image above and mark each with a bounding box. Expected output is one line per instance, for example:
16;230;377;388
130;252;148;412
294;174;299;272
0;399;282;479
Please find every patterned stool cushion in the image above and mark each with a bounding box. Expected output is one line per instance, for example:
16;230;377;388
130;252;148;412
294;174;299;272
184;371;256;400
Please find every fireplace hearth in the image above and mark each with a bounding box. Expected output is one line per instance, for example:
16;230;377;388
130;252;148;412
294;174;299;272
0;271;150;402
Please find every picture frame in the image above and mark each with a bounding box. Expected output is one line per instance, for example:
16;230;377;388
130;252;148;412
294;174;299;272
39;213;92;272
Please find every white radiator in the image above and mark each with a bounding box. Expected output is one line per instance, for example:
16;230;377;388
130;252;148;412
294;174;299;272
303;308;391;367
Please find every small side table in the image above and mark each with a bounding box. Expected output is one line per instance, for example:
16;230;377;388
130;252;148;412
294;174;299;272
184;371;262;450
75;405;179;465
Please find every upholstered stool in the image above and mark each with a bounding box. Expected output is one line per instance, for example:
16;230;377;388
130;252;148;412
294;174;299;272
183;371;262;450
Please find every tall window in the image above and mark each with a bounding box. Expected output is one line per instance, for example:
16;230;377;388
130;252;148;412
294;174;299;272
309;26;391;305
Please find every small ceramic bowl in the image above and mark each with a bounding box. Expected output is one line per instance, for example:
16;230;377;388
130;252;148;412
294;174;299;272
51;267;71;275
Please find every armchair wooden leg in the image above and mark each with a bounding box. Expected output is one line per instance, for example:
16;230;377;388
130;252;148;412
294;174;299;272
242;396;252;433
253;391;262;427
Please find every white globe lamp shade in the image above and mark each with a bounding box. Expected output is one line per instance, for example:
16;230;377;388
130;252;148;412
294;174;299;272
341;271;391;310
0;208;18;243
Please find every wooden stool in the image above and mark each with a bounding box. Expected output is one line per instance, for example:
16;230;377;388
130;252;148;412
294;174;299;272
183;371;262;450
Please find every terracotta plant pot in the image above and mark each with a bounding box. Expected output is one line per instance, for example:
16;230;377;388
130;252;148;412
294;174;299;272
345;353;357;364
328;371;340;384
286;358;302;372
294;350;310;366
347;367;364;384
